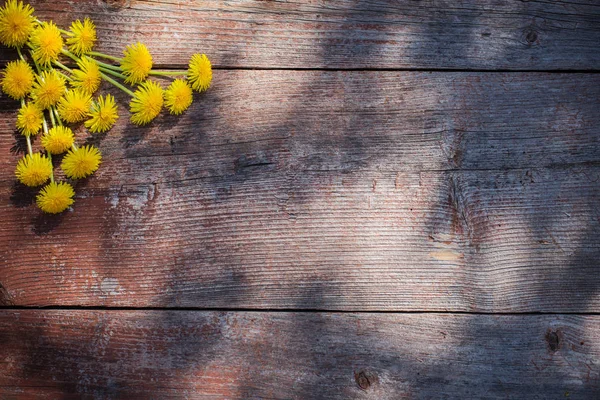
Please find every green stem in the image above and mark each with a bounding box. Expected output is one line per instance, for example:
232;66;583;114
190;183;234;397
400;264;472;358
26;136;33;155
99;71;135;96
42;117;49;134
16;47;27;62
48;107;56;127
41;115;55;182
88;51;123;63
55;70;73;83
47;151;54;183
30;50;43;75
149;70;187;76
88;57;122;71
61;49;80;63
98;66;128;80
53;60;73;73
51;106;62;126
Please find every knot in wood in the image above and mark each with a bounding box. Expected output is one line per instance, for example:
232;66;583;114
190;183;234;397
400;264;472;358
525;29;538;44
545;329;561;352
355;371;371;390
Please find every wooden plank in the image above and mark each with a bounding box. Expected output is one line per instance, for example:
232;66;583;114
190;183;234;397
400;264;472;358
0;71;599;311
1;166;598;311
0;310;599;399
2;0;600;70
2;71;599;176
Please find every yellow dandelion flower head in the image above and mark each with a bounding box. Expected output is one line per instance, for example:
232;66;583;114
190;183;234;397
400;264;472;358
31;69;66;109
164;79;193;115
1;59;34;100
37;181;75;214
129;80;163;125
120;42;153;84
187;53;212;92
15;152;53;187
57;88;92;123
29;21;63;66
41;126;74;154
66;17;96;56
85;93;118;133
0;0;35;48
61;145;102;179
71;57;101;95
16;101;42;136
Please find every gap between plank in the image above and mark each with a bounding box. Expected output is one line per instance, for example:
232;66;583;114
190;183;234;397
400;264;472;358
1;305;599;316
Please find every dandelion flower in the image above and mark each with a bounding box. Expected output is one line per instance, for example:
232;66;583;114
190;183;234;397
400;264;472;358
37;181;74;214
164;79;192;115
66;17;96;56
16;102;42;136
15;152;53;187
41;126;74;154
129;80;163;125
71;57;101;95
57;89;92;123
31;69;66;109
187;53;212;92
85;94;118;133
61;145;101;179
29;21;64;67
1;59;34;100
0;0;35;48
120;42;153;84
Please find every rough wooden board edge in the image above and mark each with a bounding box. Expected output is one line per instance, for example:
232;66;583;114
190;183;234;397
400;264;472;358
0;0;599;70
0;310;599;399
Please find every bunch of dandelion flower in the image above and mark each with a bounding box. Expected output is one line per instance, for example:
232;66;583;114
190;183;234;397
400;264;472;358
85;93;118;133
187;53;212;92
41;126;74;154
1;59;34;99
66;17;96;56
57;89;92;123
164;79;193;115
61;145;102;179
15;152;53;187
71;57;101;95
36;181;74;214
2;6;215;214
129;80;163;125
29;21;63;67
120;42;153;84
0;0;35;48
16;101;43;136
30;69;66;109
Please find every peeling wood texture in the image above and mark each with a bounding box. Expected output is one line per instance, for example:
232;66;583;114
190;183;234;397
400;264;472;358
1;311;599;399
0;0;598;69
1;71;599;311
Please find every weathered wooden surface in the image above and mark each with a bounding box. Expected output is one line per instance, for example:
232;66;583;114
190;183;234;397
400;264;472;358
1;311;599;399
2;1;600;398
1;71;599;311
1;166;599;311
4;71;599;175
1;0;599;70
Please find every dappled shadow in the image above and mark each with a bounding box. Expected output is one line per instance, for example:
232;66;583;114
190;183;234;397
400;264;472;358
1;0;600;398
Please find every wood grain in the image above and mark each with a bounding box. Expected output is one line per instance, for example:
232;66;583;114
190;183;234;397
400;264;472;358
0;71;599;311
2;71;599;176
1;167;598;311
2;0;600;70
1;310;599;399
